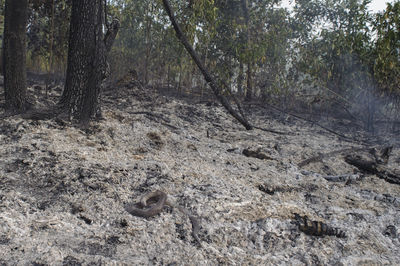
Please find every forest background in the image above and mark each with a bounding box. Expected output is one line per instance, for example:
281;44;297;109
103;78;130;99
0;0;399;132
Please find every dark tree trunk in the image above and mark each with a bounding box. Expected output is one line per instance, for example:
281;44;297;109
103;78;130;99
60;0;119;125
3;0;29;112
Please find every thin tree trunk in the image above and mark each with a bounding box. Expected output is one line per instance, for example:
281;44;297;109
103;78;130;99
246;63;253;101
237;61;244;96
201;48;209;98
241;0;253;102
167;64;170;89
3;0;29;112
144;2;153;85
178;62;183;93
46;0;55;98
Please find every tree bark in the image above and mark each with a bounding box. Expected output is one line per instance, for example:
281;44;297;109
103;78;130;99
60;0;119;125
3;0;29;112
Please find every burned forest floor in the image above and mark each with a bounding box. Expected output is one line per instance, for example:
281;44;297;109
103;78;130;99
0;80;400;265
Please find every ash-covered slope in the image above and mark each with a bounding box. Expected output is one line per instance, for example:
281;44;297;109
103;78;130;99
0;84;399;265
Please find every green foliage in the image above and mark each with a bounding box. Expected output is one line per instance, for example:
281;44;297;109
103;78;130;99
290;0;400;113
26;0;71;73
2;0;397;119
373;1;400;101
108;0;292;97
288;0;400;131
292;0;374;96
109;0;184;84
254;6;292;97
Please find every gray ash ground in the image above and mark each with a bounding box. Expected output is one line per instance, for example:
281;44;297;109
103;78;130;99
0;83;399;265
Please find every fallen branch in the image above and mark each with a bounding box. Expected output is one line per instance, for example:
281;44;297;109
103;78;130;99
345;155;400;185
129;111;179;130
242;148;274;160
161;0;252;130
260;102;366;143
301;170;362;183
129;111;171;123
274;106;349;139
299;145;393;167
253;125;287;135
298;147;367;167
322;174;361;183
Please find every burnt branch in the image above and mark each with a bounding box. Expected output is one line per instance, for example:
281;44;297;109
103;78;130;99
345;155;400;185
298;147;368;167
261;102;367;143
161;0;252;130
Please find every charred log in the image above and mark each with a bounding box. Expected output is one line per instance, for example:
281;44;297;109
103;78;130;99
292;213;346;238
345;155;400;185
242;148;273;160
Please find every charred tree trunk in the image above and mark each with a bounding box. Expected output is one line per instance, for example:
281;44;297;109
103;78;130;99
60;0;119;125
3;0;29;112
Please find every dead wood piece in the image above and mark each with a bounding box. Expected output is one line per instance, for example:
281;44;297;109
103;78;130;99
369;146;393;165
298;153;323;167
299;145;394;168
374;193;400;207
298;147;366;167
344;155;378;173
345;155;400;185
292;213;346;238
301;170;361;183
253;125;287;135
380;146;393;164
148;118;179;131
322;174;361;183
258;184;298;195
242;148;273;160
260;102;367;143
130;111;179;130
129;111;170;123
